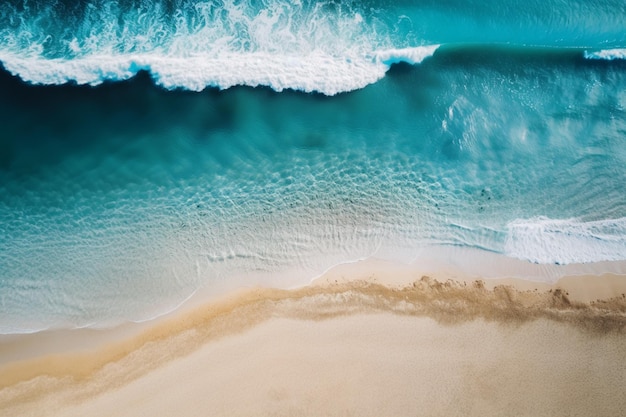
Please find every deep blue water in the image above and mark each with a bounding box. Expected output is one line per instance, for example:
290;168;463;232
1;0;626;332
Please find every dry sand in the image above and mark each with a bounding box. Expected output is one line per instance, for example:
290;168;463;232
1;259;625;417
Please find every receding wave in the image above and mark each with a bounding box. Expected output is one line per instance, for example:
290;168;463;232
505;217;626;264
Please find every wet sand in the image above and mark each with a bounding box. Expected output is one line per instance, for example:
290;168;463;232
1;259;625;416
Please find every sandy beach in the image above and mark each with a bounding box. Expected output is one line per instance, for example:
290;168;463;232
2;2;626;415
1;259;626;417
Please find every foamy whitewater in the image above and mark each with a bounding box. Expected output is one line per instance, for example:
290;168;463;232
1;0;626;333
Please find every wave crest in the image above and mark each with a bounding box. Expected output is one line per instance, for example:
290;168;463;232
0;46;438;94
0;0;441;94
584;48;626;60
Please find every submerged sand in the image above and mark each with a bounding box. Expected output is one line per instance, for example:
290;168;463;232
1;260;625;416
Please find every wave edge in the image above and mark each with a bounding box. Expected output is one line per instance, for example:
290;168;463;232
0;46;439;95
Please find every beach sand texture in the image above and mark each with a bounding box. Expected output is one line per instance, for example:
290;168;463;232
1;261;625;417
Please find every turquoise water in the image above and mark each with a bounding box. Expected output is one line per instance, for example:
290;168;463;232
1;0;626;333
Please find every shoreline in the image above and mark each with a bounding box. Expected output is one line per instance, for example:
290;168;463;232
310;257;626;303
3;248;626;337
1;259;626;416
3;257;626;364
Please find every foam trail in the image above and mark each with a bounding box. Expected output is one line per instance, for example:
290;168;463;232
505;217;626;264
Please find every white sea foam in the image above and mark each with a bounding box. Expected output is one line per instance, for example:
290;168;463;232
0;46;438;94
584;48;626;60
505;216;626;264
0;0;439;94
374;45;440;66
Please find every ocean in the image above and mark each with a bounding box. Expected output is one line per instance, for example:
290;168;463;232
1;0;625;333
